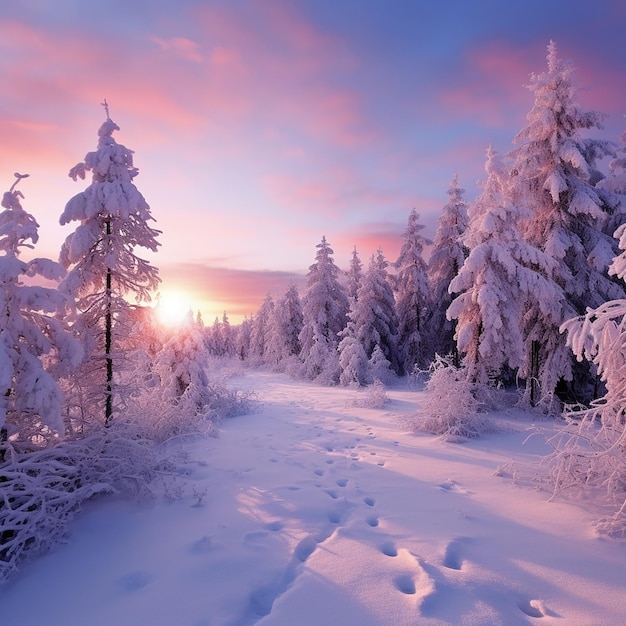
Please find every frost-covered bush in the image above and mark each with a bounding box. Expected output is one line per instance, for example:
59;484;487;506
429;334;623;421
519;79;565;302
0;422;164;582
552;232;626;536
408;356;490;440
351;379;389;409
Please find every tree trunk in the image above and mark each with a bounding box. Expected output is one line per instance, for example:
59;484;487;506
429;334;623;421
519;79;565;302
530;339;540;407
105;219;113;426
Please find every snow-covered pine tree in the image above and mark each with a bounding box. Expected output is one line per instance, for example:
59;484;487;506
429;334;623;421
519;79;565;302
205;315;223;357
249;294;274;364
59;104;161;425
152;311;209;402
394;208;431;374
345;246;363;305
448;146;563;384
299;236;349;382
349;248;399;378
598;123;626;238
265;284;303;370
338;317;370;386
220;311;236;358
426;174;469;364
0;174;82;449
510;41;623;406
235;316;252;361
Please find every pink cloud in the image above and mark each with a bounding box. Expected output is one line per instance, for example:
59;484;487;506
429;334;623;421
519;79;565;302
434;41;538;127
150;36;203;63
263;166;414;219
159;262;306;322
333;221;404;267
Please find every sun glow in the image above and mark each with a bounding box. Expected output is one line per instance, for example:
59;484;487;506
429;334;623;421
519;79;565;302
155;291;193;327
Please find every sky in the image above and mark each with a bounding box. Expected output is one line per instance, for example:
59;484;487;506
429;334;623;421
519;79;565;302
1;0;625;323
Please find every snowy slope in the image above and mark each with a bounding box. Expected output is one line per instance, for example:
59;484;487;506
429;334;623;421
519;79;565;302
1;370;625;625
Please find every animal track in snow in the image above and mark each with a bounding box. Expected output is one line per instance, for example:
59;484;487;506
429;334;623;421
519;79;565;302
313;469;324;476
366;515;379;527
380;541;398;557
394;574;416;595
363;496;376;507
336;478;348;487
442;537;471;570
264;521;283;532
328;510;341;524
324;489;339;500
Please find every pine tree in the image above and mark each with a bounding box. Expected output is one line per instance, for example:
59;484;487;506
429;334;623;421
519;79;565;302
220;311;235;357
426;174;469;364
249;294;274;363
299;236;349;382
598;123;626;237
338;318;369;386
0;174;81;448
448;147;563;384
394;208;431;374
350;249;399;377
59;103;161;425
510;42;623;405
152;311;209;404
265;284;303;369
235;316;252;361
345;246;363;305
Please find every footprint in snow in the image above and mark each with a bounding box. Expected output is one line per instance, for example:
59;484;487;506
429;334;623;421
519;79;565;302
380;541;398;557
313;469;324;476
328;510;341;524
442;537;472;570
324;489;339;499
364;496;376;507
336;478;348;487
394;574;416;595
264;521;283;532
294;535;317;562
366;515;379;527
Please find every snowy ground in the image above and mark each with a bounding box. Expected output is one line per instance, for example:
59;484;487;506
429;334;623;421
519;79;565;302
1;370;625;625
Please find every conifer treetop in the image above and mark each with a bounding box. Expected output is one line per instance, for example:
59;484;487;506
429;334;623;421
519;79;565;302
0;173;39;255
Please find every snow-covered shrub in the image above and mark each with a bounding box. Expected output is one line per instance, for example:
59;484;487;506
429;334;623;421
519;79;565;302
552;259;626;536
0;421;165;582
408;356;490;440
351;379;389;409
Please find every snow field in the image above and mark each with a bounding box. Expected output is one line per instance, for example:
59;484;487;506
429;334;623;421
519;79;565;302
1;370;625;625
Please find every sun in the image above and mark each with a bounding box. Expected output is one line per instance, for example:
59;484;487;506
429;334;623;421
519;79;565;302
155;291;193;327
